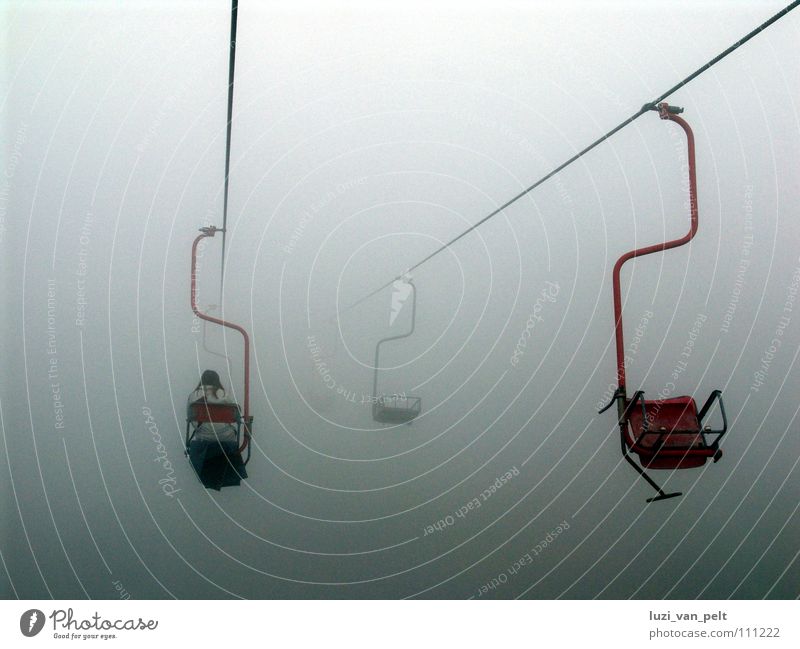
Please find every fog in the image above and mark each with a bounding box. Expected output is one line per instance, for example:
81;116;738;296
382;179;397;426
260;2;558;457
2;0;799;599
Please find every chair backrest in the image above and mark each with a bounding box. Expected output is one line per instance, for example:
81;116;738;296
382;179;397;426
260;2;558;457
188;401;240;424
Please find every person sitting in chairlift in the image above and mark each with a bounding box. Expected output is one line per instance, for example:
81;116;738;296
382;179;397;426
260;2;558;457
188;370;238;443
186;369;247;490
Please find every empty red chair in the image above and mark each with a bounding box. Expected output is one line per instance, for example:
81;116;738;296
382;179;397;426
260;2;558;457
599;103;728;503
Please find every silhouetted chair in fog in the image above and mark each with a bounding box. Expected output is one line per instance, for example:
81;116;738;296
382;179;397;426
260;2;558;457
372;278;422;424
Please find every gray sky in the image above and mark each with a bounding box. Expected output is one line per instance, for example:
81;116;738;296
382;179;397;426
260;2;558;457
2;0;799;599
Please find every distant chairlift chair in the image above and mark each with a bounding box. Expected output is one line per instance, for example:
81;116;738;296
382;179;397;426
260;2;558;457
372;278;422;424
598;103;728;503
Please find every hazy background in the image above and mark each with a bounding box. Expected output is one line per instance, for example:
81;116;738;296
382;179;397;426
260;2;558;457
2;0;799;599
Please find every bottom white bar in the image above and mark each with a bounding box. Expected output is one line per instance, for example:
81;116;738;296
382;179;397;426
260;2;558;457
1;600;796;647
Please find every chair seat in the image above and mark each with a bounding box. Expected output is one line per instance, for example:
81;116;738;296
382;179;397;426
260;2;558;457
373;406;419;423
189;401;240;424
373;396;421;423
626;396;714;469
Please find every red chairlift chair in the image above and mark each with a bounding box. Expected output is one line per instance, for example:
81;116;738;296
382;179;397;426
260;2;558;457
598;103;728;503
186;226;252;486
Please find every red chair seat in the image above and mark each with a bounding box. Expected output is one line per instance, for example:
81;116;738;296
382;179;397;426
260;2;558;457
189;401;240;424
626;396;714;469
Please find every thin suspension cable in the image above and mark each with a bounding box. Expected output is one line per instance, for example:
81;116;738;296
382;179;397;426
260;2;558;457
220;0;238;292
344;0;799;313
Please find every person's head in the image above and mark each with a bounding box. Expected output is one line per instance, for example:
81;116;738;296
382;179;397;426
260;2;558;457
196;369;225;398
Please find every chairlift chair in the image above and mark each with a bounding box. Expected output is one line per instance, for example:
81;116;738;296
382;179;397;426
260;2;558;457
372;278;422;424
185;399;250;489
186;226;253;488
598;103;728;503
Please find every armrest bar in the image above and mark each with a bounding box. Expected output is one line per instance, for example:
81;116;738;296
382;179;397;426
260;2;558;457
697;389;727;445
627;390;650;443
697;389;723;423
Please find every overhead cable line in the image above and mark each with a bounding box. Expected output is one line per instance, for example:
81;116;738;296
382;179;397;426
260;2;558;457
220;0;238;292
343;0;799;313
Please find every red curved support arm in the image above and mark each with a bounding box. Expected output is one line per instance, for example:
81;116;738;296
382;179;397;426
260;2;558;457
613;103;698;391
191;227;251;451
